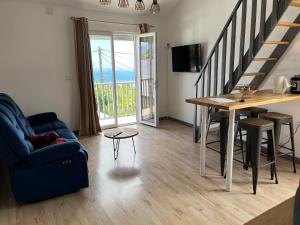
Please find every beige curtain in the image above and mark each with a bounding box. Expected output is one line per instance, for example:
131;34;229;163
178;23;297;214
73;17;101;136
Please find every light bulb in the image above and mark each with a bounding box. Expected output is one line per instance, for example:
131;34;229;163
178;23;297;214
118;0;129;8
135;0;145;10
99;0;111;5
150;0;160;14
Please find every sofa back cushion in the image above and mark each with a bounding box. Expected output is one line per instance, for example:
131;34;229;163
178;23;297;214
0;105;34;161
0;94;34;137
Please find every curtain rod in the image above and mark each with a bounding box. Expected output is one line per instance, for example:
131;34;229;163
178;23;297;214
70;17;155;28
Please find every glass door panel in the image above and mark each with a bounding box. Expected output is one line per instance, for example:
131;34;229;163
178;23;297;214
113;34;137;125
137;32;158;127
90;33;118;128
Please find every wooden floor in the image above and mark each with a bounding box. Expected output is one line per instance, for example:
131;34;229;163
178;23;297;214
0;120;299;225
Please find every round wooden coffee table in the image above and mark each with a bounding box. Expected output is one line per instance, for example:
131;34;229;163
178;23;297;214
104;128;139;160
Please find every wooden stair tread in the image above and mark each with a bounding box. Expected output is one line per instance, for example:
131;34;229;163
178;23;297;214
277;21;300;27
253;58;277;62
291;0;300;7
264;41;289;45
243;72;266;77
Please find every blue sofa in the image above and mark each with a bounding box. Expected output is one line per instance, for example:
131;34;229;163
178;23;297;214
0;93;89;202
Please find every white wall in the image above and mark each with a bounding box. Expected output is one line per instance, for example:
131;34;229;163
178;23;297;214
0;0;168;130
166;0;300;156
166;0;238;123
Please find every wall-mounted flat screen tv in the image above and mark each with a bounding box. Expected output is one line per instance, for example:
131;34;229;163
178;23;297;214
172;44;202;73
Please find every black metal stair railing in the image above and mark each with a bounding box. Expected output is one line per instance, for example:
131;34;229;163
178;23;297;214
193;0;295;142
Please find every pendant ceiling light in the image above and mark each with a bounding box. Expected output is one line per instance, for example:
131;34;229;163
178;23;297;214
135;0;145;10
118;0;129;8
99;0;111;5
150;0;160;14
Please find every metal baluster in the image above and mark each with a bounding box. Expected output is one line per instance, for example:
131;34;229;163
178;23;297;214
272;0;278;28
249;0;257;62
229;13;237;91
122;83;125;114
214;46;219;96
101;84;105;119
126;83;129;114
201;71;205;97
238;0;247;77
106;84;110;118
221;30;227;94
259;0;267;45
207;59;212;97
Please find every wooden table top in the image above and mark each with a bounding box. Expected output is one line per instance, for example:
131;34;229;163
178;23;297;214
104;128;139;139
186;90;300;110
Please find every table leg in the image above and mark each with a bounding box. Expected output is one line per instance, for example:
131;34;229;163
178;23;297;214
113;139;120;160
200;106;208;176
132;137;136;154
225;110;236;191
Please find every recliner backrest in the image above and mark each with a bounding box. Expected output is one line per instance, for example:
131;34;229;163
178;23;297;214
0;104;34;165
0;94;34;136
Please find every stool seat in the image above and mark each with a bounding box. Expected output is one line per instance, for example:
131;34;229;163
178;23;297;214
260;112;292;123
241;107;268;118
239;118;274;129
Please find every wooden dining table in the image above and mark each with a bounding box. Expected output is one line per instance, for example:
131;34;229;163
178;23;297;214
186;89;300;192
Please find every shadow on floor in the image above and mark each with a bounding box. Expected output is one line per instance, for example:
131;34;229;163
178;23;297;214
108;167;140;181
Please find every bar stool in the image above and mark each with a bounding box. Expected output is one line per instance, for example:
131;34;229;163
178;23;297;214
207;110;244;176
240;107;268;118
239;118;278;194
259;112;296;173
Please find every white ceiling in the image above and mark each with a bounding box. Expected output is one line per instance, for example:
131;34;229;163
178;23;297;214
21;0;182;16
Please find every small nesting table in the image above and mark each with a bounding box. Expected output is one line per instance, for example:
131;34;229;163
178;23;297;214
104;128;139;160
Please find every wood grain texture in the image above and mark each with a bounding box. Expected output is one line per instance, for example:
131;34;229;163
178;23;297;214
245;197;295;225
291;0;300;7
277;21;300;27
264;41;290;45
243;72;267;77
186;89;300;110
0;120;298;225
253;58;277;62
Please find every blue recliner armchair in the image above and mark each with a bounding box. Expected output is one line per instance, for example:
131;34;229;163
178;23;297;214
0;93;89;202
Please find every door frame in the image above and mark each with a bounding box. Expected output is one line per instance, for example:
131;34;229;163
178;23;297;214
136;32;159;128
89;31;118;129
90;31;139;129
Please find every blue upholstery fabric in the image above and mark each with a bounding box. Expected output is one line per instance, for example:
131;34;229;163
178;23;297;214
27;112;58;126
0;94;35;136
28;141;81;165
0;93;89;202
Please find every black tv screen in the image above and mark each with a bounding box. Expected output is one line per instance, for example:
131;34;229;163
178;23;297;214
172;44;202;73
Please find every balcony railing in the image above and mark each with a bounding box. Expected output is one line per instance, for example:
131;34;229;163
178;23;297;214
94;81;136;120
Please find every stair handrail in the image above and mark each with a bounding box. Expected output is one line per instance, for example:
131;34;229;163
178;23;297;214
194;0;244;86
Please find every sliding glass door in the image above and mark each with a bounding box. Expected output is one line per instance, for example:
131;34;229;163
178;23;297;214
90;32;137;128
137;32;159;127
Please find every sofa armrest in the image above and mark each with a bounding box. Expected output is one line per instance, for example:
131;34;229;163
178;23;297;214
27;141;81;165
27;112;58;126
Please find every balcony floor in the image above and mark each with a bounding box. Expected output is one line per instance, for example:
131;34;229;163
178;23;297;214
100;114;137;127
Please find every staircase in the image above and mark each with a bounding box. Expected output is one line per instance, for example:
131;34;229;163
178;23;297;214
193;0;300;142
